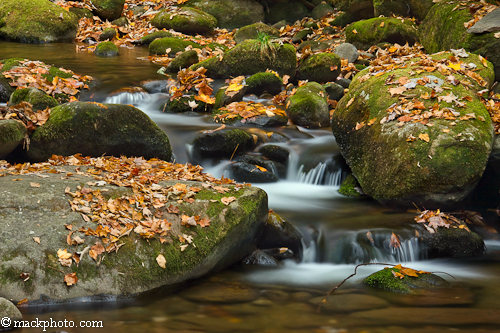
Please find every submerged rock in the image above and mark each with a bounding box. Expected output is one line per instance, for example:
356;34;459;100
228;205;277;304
309;294;389;313
364;266;449;294
346;17;419;50
0;0;79;43
26;102;172;162
0;166;268;303
331;51;495;208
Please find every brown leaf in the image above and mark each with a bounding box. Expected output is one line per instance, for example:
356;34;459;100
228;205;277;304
64;272;78;286
156;254;166;269
418;133;430;142
221;196;236;205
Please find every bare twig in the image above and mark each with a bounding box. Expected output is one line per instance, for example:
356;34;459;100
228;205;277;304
229;143;239;162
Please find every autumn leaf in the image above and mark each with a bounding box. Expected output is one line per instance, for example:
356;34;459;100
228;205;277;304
156;254;166;269
33;237;40;244
30;182;40;188
389;86;406;96
197;217;210;228
64;273;78;286
221;196;236;205
389;232;401;249
418;133;430;142
57;248;72;260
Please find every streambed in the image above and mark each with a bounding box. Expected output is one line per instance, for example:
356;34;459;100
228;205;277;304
2;41;500;332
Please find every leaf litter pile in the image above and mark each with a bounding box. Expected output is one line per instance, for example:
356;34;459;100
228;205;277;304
1;154;246;286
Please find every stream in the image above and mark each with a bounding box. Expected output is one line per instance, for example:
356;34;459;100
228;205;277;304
2;41;500;332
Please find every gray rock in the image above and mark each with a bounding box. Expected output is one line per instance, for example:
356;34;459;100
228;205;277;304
26;102;172;162
0;168;268;303
334;43;359;63
242;249;281;266
257;210;303;260
324;82;345;101
265;2;309;24
192;128;255;160
258;144;289;165
468;8;500;33
0;297;22;329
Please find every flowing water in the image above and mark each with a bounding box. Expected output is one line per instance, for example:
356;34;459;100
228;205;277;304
2;42;500;332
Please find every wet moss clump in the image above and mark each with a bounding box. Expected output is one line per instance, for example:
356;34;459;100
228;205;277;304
246;72;283;96
9;88;59;110
297;52;342;83
338;174;364;198
149;37;201;56
151;7;217;34
95;41;119;57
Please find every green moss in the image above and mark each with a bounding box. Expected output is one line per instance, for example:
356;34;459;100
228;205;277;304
286;82;329;128
95;41;119;57
0;119;26;144
338;174;364;197
234;22;279;44
140;31;173;45
151;7;216;34
166;50;199;73
10;88;59;110
364;266;449;293
0;58;23;72
0;0;78;43
149;37;201;56
297;52;341;82
246;72;283;96
346;17;419;50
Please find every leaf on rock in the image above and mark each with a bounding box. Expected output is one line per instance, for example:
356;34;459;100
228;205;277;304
418;133;430;142
221;196;236;205
64;273;78;286
156;254;166;269
33;237;40;244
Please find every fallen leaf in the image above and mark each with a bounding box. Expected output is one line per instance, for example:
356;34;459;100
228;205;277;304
30;182;40;188
33;237;40;244
221;196;236;205
57;248;72;260
418;133;430;142
64;273;78;286
156;254;166;269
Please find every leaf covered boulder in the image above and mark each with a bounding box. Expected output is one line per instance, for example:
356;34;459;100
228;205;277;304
0;156;268;303
331;47;495;208
0;0;79;43
418;0;500;81
26;102;172;162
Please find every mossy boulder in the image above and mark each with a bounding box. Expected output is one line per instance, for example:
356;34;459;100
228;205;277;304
373;0;408;17
91;0;125;21
265;2;309;24
166;50;200;73
406;0;435;21
234;23;280;44
364;266;449;294
163;95;209;113
331;51;495;208
419;1;500;81
149;37;201;56
297;53;341;83
8;88;59;111
99;27;117;41
95;41;119;57
346;17;419;50
185;0;265;30
26;102;172;162
324;82;345;101
192;128;256;160
140;31;173;45
151;7;217;35
0;0;79;43
422;225;486;258
0;119;26;159
311;3;335;20
0;168;268;303
190;40;296;79
246;72;283;96
286;82;330;129
68;7;94;19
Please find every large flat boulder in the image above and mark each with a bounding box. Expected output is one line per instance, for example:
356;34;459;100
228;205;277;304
0;156;268;304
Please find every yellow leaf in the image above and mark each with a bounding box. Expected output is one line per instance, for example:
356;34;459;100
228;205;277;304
33;237;41;244
418;133;430;142
380;22;385;27
255;165;267;172
352;29;357;34
57;248;72;260
442;128;450;133
448;61;462;71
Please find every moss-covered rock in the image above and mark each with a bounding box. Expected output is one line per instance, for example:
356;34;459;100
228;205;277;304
419;1;500;81
364;266;449;294
163;95;209;113
99;27;117;41
338;174;365;198
192;128;255;160
0;169;268;303
140;30;173;45
0;119;26;159
95;41;119;57
373;0;408;17
324;82;344;101
91;0;125;21
68;7;94;19
151;7;217;35
0;0;78;43
346;17;419;50
406;0;435;21
26;102;172;162
265;2;309;24
166;50;199;73
190;40;296;79
331;51;495;208
246;72;283;96
185;0;265;30
311;3;335;20
422;225;485;258
234;22;280;44
8;88;59;111
149;37;201;56
286;82;329;128
297;53;341;83
112;16;129;27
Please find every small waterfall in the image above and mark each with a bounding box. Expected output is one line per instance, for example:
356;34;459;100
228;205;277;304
294;162;345;186
103;91;153;105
